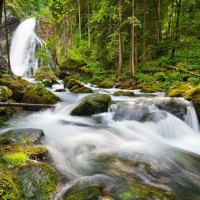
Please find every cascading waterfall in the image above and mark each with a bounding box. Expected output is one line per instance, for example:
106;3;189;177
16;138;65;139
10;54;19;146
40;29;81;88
10;18;55;77
10;18;42;76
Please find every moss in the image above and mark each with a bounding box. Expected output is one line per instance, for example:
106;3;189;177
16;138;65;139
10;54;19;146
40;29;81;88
167;84;193;97
18;161;58;200
138;84;163;93
71;94;111;116
0;145;48;161
64;185;103;200
0;86;13;101
73;87;93;94
118;183;176;200
0;168;24;200
97;80;114;88
114;91;135;97
1;153;28;168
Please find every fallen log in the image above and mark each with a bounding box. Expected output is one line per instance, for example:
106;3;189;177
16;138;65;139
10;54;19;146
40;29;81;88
0;102;55;108
166;66;200;78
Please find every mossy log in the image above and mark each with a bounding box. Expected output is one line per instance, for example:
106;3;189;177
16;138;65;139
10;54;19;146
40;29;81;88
0;102;55;108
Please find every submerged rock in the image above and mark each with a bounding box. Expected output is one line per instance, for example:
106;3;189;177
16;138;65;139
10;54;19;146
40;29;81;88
145;111;168;123
64;185;103;200
113;104;149;121
71;94;111;116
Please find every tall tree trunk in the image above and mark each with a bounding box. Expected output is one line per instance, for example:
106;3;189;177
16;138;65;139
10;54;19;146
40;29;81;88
78;0;82;41
130;0;135;78
142;0;146;63
88;0;91;49
135;0;138;66
3;0;10;69
70;16;74;47
157;0;161;42
63;16;67;55
117;0;123;77
0;0;3;25
171;0;181;59
167;0;175;39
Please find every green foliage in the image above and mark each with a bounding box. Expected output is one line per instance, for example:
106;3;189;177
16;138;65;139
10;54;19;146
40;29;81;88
2;153;28;168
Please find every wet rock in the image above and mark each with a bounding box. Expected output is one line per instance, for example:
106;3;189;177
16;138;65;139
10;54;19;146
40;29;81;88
155;100;187;120
64;185;103;200
0;55;10;74
71;94;111;116
17;161;58;200
113;91;135;97
64;76;93;94
145;111;168;123
113;104;149;121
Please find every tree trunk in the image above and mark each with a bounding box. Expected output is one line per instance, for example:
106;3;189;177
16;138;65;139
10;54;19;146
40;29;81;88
117;0;123;77
63;16;67;55
171;0;181;59
70;16;74;47
130;0;135;78
78;0;82;41
3;0;10;69
0;0;3;25
142;0;146;63
88;0;91;49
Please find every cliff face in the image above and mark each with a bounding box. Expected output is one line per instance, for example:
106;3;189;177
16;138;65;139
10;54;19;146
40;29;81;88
0;16;20;57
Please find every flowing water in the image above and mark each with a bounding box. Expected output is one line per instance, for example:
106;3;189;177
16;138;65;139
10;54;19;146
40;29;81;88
10;18;55;77
2;83;200;199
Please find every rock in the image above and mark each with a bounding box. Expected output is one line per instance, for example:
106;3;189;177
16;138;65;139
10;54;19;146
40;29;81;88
167;84;193;97
17;161;58;200
155;99;187;120
64;76;93;94
10;128;45;144
71;94;111;116
55;89;66;92
64;185;103;200
113;91;135;97
0;145;48;161
0;86;13;101
97;80;114;89
113;104;149;121
0;168;24;200
184;86;200;119
0;55;9;74
0;76;58;104
145;111;168;123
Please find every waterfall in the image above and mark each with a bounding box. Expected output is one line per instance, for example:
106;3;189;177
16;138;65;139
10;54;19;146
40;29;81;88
10;18;43;77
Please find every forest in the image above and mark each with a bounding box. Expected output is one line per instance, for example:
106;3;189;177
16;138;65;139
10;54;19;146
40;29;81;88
0;0;200;200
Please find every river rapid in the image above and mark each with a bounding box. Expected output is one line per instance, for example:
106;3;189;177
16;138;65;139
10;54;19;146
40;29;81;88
1;82;200;200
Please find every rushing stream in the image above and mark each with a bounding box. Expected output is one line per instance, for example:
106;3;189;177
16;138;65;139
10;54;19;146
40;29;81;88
2;83;200;199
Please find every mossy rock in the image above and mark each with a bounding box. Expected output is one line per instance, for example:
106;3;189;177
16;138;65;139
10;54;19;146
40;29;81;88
64;185;103;200
167;84;193;97
0;145;48;161
0;131;13;145
73;87;93;94
17;161;58;200
0;86;13;101
0;168;24;200
139;84;163;93
113;91;135;97
71;94;111;116
97;80;114;88
117;183;176;200
0;76;58;104
65;78;81;89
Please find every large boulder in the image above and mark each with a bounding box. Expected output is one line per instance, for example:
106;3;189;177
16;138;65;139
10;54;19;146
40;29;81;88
71;94;111;116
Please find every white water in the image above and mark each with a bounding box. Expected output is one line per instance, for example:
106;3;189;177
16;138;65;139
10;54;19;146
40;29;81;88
2;83;200;198
10;18;43;76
